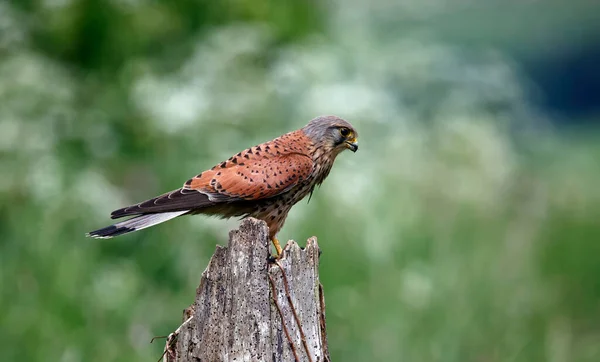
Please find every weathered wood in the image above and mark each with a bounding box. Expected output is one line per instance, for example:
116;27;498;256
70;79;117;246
166;218;329;362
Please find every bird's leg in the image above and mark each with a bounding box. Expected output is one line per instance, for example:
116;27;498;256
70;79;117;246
271;237;283;258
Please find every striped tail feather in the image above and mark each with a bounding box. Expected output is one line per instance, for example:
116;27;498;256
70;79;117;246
87;211;188;239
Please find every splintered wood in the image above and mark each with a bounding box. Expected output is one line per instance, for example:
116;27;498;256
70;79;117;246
165;218;329;362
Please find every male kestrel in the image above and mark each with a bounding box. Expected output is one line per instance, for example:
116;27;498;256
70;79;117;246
87;115;358;256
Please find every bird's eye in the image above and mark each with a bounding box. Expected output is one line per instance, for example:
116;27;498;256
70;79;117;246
339;127;350;137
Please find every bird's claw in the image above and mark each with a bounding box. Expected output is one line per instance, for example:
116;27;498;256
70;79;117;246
271;237;283;259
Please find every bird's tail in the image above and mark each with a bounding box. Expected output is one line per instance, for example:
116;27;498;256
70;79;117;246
86;211;188;239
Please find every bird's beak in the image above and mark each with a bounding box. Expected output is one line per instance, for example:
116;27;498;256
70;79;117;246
345;138;358;152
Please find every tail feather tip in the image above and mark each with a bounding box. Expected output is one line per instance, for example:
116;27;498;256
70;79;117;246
87;225;135;239
86;210;188;239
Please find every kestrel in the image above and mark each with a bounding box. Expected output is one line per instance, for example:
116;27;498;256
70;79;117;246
87;115;358;256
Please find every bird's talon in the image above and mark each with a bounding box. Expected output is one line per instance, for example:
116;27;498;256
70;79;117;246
271;237;283;258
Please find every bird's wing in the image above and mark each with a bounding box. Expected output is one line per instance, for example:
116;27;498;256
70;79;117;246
110;143;314;219
186;152;314;201
110;187;214;219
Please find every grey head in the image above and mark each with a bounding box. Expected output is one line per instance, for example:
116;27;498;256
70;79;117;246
302;115;359;154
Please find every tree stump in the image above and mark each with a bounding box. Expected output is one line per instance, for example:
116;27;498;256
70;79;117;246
163;218;330;362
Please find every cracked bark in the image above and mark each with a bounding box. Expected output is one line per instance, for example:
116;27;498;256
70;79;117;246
166;218;329;362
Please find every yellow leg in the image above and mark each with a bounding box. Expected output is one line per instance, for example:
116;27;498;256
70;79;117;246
271;237;283;257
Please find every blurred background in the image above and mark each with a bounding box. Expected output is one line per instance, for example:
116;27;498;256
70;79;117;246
2;0;600;361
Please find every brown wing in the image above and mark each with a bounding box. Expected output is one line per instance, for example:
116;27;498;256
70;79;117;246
111;131;314;219
186;152;313;201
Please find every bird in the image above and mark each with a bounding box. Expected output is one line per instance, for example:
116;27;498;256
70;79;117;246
87;115;358;256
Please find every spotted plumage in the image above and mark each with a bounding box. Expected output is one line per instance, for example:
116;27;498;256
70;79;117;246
87;115;359;255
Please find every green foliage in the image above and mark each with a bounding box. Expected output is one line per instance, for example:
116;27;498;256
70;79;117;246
1;1;600;361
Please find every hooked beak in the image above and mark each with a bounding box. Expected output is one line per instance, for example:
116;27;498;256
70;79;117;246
345;139;359;152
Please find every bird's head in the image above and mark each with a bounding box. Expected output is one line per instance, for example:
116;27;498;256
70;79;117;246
302;115;359;156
